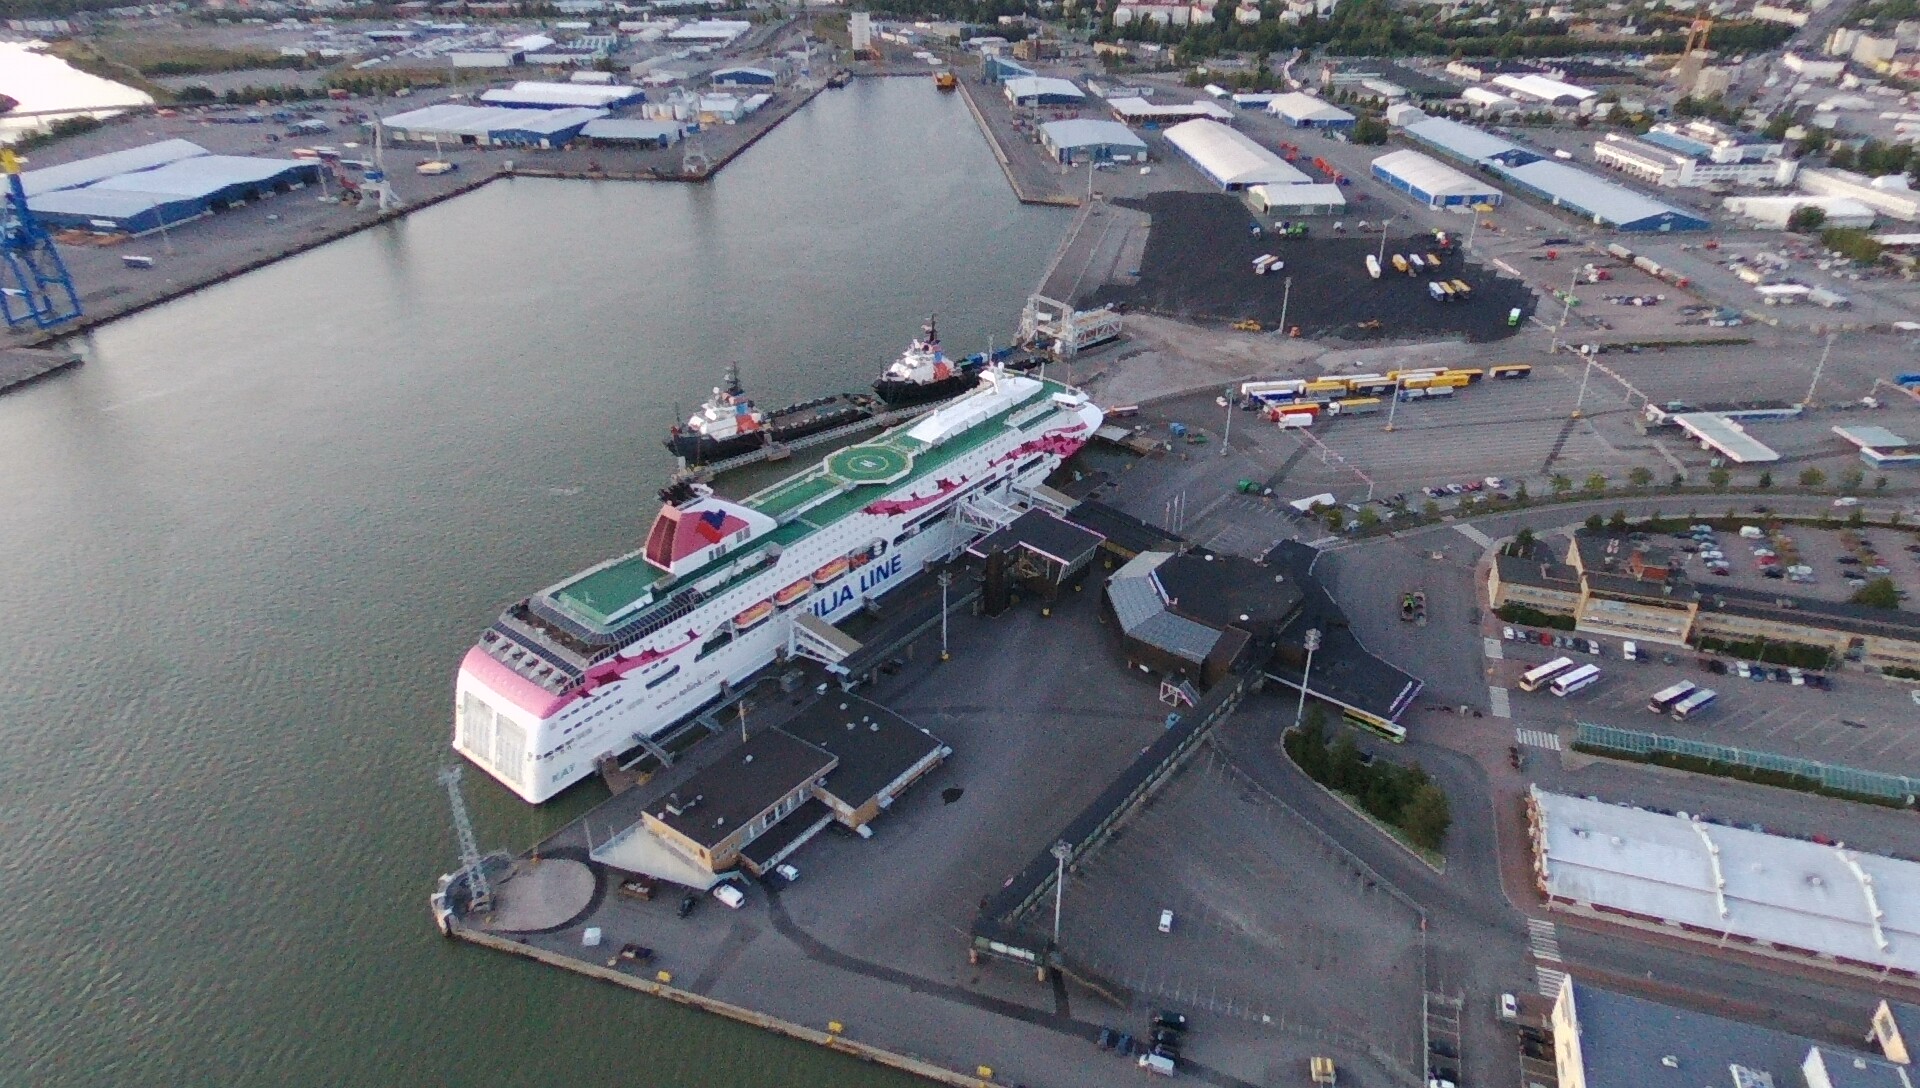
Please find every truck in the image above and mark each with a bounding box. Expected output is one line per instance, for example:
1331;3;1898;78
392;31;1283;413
1311;1057;1337;1086
1808;286;1851;309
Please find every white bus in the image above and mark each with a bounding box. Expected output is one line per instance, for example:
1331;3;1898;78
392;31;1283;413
1518;656;1576;693
1670;688;1719;720
1647;681;1698;714
1550;664;1601;697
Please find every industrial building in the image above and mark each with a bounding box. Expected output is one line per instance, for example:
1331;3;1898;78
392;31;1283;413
1490;72;1595;106
1038;118;1148;164
1799;168;1920;222
983;55;1035;83
1487;530;1920;672
20;138;210;198
1593;132;1797;189
1003;76;1084;107
1529;788;1920;978
28;153;322;234
478;80;644;110
1249;182;1345;215
1104;96;1233;125
1724;194;1877;229
1398;117;1710;229
1264;91;1355;129
1370;148;1504;208
1106;549;1303;690
1547;977;1910;1088
381;104;607;147
667;19;751;43
710;65;777;88
579;118;685;147
1163;118;1312;191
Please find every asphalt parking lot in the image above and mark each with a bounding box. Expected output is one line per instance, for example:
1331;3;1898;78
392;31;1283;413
1494;627;1920;777
1058;749;1425;1088
1673;520;1920;605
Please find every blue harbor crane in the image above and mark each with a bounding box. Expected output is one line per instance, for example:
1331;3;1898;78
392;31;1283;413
0;148;83;330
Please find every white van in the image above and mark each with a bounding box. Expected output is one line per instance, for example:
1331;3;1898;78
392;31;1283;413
712;883;745;909
1140;1053;1177;1076
1622;641;1638;662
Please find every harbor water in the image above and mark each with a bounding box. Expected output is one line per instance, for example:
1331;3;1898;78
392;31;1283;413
0;79;1068;1087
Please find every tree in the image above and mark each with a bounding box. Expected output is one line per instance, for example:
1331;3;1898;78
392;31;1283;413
1583;472;1607;494
1822;228;1884;264
1328;732;1365;793
1357;505;1381;528
1423;499;1440;519
1849;506;1866;527
1607;509;1628;531
1671;472;1685;488
1515;480;1530;502
1800;467;1827;488
1290;718;1330;781
1352;115;1389;144
1629;466;1654;489
1509;526;1536;556
1852;577;1900;609
1787;205;1828;233
1758;471;1773;489
1839;466;1865;491
1584;513;1604;531
1325;506;1346;530
1551;473;1572;495
1401;783;1452;851
1708;467;1730;490
1876;475;1890;491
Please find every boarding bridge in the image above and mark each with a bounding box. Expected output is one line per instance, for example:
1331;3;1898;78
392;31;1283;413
788;612;863;671
1019;294;1123;359
957;491;1023;535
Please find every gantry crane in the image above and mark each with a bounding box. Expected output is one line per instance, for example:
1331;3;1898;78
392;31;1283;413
0;148;82;330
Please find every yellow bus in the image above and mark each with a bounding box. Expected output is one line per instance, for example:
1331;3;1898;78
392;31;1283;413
1489;363;1534;380
1445;367;1485;384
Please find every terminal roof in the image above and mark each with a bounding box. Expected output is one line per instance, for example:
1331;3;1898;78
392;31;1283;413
780;693;946;814
1671;412;1780;463
1564;979;1823;1088
649;730;837;850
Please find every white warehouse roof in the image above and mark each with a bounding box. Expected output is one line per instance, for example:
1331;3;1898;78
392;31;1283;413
1265;91;1354;124
21;138;209;197
1106;96;1233;123
1531;788;1920;972
1491;72;1595;103
1163;119;1310;189
1502;159;1706;229
480;81;641;109
1040;118;1148;152
383;103;608;136
1004;76;1084;101
1371;149;1496;200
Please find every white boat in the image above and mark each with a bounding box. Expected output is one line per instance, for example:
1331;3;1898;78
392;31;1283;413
1365;254;1381;280
453;367;1104;802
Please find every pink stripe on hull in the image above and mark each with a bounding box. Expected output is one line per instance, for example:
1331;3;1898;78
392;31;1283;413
460;646;566;720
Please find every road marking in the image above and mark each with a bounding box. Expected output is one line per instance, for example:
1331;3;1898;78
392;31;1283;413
1490;687;1512;719
1455;522;1493;547
1516;728;1561;751
1535;965;1568;998
1485;637;1504;661
1526;918;1562;963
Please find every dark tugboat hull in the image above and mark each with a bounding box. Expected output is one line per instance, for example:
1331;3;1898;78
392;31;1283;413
873;370;981;407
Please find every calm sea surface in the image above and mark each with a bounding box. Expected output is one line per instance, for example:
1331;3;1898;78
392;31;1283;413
0;79;1068;1087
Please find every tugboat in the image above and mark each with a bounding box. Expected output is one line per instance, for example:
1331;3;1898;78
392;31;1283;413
666;364;875;464
872;316;983;407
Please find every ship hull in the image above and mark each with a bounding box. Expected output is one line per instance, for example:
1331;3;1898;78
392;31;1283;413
457;389;1102;803
872;370;980;407
665;401;872;462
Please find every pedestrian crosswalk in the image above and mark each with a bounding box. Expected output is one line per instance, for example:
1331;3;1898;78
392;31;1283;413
1527;918;1562;962
1528;919;1566;997
1489;687;1511;719
1454;522;1493;547
1515;728;1561;751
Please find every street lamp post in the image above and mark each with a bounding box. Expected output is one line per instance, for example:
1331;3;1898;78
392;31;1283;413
1572;354;1595;418
938;569;952;662
1384;378;1402;432
1551;266;1580;354
1222;386;1233;457
1293;629;1321;730
1050;840;1073;949
1278;274;1293;338
1803;332;1834;407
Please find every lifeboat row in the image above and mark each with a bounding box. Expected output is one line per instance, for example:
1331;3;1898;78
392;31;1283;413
729;548;876;631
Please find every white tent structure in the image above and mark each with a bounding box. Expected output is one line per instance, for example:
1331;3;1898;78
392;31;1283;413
1162;119;1310;191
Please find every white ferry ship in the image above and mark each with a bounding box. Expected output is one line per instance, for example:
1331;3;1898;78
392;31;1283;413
454;367;1103;802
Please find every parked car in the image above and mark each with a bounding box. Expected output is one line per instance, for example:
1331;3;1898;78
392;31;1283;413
1098;1027;1117;1050
1500;993;1519;1019
1158;909;1175;933
677;893;699;918
1153;1011;1190;1031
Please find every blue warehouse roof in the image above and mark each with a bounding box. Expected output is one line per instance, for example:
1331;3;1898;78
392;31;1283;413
1500;159;1709;231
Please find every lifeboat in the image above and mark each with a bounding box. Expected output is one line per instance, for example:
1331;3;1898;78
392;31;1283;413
733;600;775;631
812;556;851;585
772;579;813;608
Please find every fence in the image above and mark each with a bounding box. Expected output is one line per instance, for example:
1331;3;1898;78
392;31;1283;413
1576;722;1920;804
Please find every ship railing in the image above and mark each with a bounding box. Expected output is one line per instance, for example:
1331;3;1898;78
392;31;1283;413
488;616;589;679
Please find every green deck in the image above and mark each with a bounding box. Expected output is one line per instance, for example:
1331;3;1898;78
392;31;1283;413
551;379;1065;630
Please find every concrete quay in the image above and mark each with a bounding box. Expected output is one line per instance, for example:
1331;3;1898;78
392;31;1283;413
0;347;82;393
954;77;1080;208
